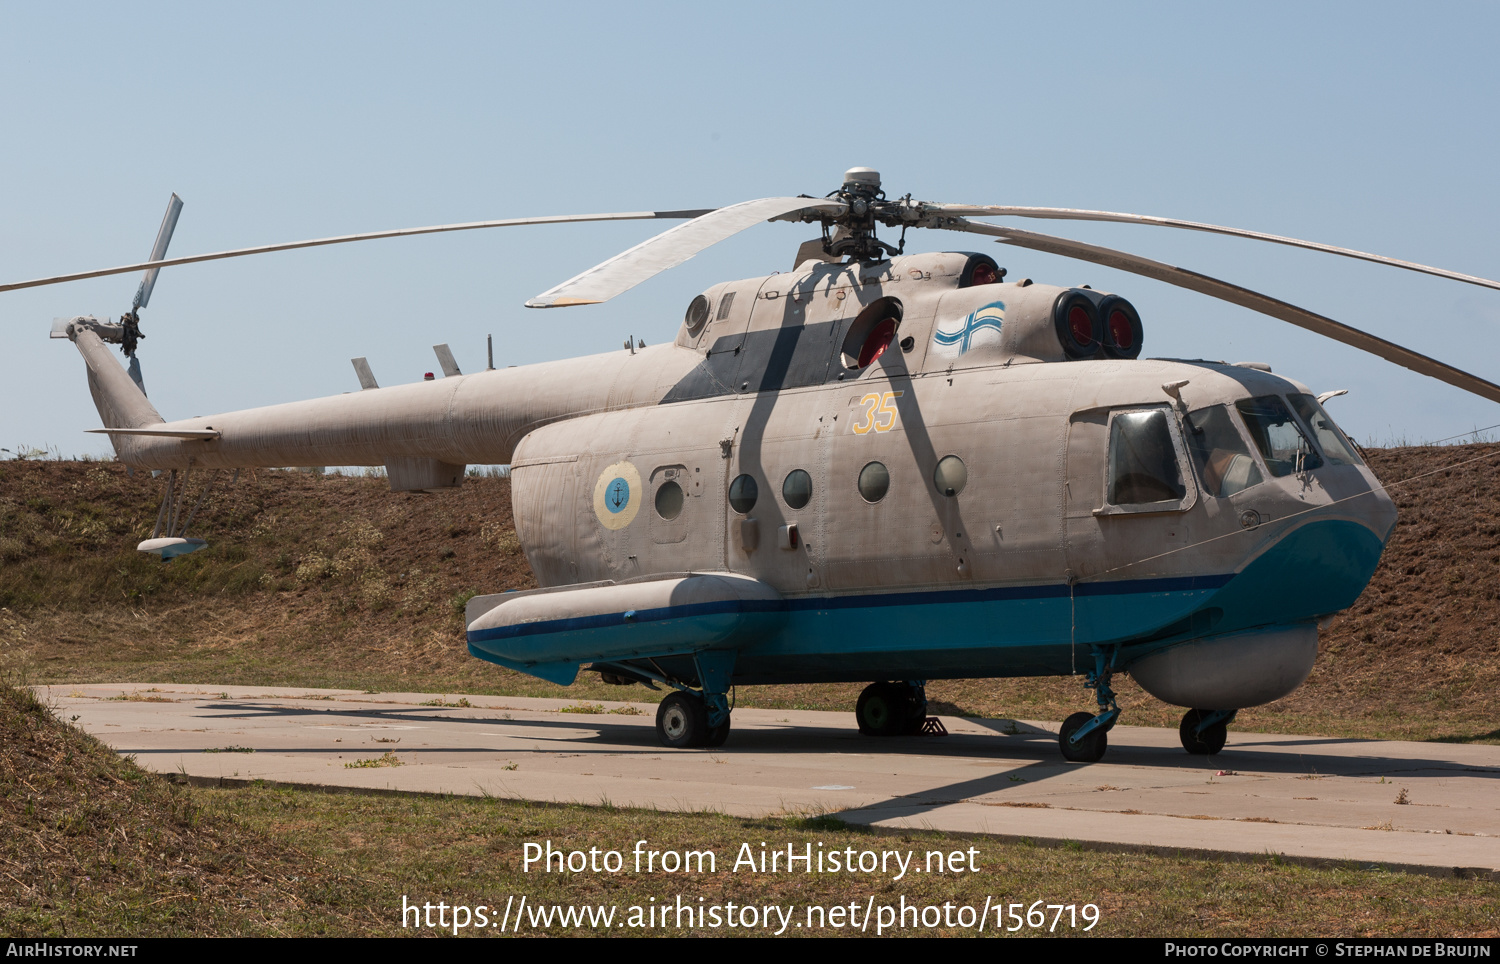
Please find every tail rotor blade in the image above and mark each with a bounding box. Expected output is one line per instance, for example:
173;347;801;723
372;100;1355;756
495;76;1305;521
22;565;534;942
133;193;184;312
127;355;147;397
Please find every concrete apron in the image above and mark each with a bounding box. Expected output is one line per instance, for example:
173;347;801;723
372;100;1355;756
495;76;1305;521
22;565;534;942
37;682;1500;881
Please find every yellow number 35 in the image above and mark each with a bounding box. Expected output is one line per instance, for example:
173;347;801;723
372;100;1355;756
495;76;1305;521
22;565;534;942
852;391;904;435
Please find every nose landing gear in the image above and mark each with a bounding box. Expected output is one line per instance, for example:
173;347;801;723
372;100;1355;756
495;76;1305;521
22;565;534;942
1058;651;1121;763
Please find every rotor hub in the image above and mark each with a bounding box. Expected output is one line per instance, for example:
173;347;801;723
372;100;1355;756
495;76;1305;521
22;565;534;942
841;167;882;196
823;166;904;262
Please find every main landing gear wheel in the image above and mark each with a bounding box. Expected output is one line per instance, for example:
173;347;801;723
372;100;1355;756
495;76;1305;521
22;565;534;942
656;692;708;748
856;682;925;736
655;692;731;748
1179;708;1229;755
1059;711;1107;763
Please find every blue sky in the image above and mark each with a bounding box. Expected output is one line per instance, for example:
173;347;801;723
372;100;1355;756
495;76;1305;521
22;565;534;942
3;2;1498;456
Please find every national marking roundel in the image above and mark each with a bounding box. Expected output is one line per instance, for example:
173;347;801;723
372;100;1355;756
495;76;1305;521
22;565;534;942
593;460;642;530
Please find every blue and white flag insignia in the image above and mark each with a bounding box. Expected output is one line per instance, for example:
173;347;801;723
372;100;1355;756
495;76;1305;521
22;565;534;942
932;301;1005;358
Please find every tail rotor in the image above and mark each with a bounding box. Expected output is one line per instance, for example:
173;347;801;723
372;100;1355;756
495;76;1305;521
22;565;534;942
119;193;183;389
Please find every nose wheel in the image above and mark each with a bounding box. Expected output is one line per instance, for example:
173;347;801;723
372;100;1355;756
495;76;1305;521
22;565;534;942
1059;712;1108;762
1057;651;1121;763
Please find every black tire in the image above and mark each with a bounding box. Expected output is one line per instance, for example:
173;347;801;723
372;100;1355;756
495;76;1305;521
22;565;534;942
656;692;708;748
856;682;903;736
1179;708;1228;755
1059;711;1107;763
704;719;730;748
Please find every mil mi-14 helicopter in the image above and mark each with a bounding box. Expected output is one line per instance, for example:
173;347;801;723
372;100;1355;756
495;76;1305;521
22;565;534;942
8;167;1500;762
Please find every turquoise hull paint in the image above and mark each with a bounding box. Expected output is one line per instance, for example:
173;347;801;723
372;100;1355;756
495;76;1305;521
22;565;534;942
467;517;1388;687
1199;519;1384;637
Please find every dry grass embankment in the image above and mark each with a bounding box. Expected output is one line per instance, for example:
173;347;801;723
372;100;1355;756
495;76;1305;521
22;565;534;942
2;448;1498;742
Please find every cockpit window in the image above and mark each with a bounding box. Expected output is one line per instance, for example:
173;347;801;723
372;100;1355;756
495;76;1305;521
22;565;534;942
1107;409;1188;506
1185;406;1264;498
1235;395;1322;476
1288;394;1362;466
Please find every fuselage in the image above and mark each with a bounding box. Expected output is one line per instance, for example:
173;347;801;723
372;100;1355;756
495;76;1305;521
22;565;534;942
91;250;1398;701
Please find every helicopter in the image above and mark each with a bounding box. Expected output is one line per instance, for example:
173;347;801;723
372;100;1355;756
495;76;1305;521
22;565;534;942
9;167;1500;762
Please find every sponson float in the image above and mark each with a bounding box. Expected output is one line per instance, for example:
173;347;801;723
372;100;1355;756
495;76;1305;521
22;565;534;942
16;167;1499;761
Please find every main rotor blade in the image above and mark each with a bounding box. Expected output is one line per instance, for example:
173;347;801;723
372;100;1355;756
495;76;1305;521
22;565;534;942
928;204;1500;293
0;209;714;295
133;193;184;311
947;218;1500;406
526;197;848;308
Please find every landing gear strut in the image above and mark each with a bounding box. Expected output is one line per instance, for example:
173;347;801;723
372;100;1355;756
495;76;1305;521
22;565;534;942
1178;708;1235;755
856;681;927;736
1058;651;1121;764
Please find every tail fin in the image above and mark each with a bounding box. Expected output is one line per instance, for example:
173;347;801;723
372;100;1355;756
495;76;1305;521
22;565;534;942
70;324;164;432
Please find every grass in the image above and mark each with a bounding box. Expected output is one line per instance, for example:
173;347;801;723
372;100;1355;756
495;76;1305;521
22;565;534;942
344;750;404;769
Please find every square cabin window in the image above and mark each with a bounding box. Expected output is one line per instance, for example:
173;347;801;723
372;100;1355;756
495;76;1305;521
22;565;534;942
1098;407;1197;516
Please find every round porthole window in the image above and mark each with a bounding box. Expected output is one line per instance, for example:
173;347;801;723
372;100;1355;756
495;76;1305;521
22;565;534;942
933;456;967;497
857;461;890;503
655;480;684;520
729;474;758;513
782;469;812;510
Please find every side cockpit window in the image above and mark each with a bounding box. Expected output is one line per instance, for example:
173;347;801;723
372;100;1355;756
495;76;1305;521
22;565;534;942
1106;408;1190;509
1236;395;1322;476
1185;406;1264;498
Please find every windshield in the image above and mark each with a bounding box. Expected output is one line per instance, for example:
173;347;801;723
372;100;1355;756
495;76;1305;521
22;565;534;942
1235;395;1322;477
